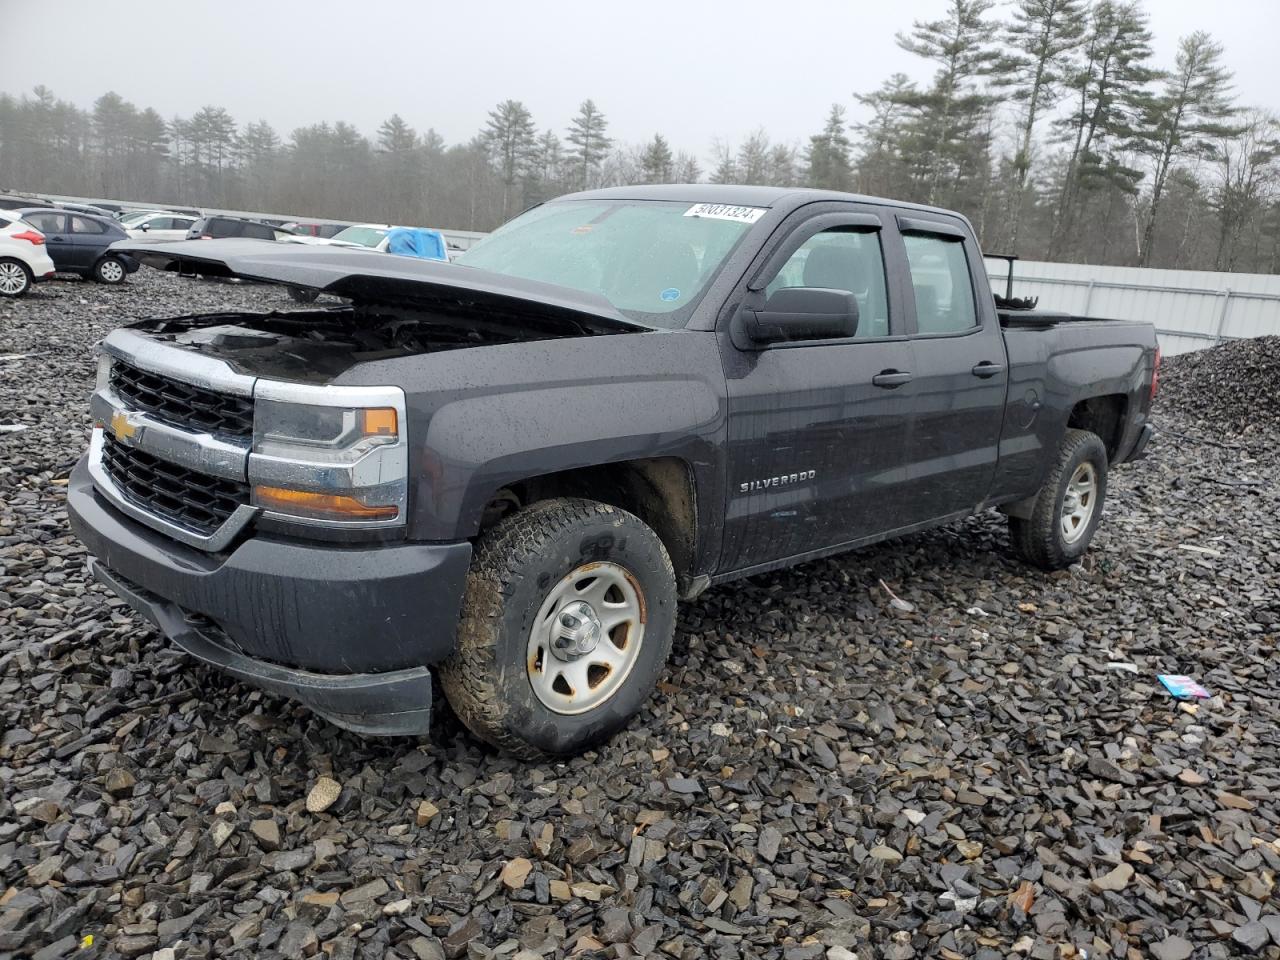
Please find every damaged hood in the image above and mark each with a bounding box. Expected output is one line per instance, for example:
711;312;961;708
110;238;650;334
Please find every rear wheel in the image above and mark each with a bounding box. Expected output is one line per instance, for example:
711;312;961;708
439;498;677;757
0;259;31;297
93;257;126;285
1008;428;1108;570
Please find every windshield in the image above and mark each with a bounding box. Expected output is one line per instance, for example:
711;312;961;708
120;211;158;225
455;199;759;328
332;226;389;247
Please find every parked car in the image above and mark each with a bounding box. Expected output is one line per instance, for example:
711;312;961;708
0;212;56;296
186;216;291;241
125;212;200;241
118;209;168;225
281;221;348;239
0;194;53;211
57;201;115;219
323;223;397;250
14;208;138;284
73;185;1157;756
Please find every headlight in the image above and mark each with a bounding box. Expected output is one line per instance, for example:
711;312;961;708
248;382;408;527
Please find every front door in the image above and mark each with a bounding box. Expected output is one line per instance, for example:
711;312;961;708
889;216;1008;525
718;206;915;573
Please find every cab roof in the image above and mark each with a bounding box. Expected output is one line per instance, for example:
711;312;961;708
556;183;968;221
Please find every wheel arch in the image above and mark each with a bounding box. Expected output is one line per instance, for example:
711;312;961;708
476;457;701;594
1067;393;1127;461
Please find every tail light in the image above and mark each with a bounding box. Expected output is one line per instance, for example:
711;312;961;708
1150;345;1161;401
12;230;45;246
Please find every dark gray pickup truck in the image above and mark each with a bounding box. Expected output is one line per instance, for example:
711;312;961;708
68;185;1158;756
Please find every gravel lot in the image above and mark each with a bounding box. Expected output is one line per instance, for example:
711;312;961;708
2;271;1278;960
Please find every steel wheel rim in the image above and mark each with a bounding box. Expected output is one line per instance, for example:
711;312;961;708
0;263;26;294
1060;461;1098;544
526;561;646;715
99;260;124;282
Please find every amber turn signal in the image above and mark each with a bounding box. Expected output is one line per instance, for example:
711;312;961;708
252;485;398;521
360;407;398;437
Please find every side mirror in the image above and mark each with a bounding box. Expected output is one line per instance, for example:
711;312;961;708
741;287;859;344
140;223;150;231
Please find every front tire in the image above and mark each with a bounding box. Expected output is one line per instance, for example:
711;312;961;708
439;498;677;757
0;258;32;297
1009;428;1108;570
93;256;127;285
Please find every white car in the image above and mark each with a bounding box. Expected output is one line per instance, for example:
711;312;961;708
125;212;201;241
0;213;56;297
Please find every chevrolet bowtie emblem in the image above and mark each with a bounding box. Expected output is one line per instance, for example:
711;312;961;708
110;410;140;442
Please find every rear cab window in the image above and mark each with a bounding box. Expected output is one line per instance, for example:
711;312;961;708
903;232;978;335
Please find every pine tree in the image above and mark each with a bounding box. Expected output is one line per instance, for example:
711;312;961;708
1135;31;1237;265
854;76;914;196
737;129;772;184
709;139;738;184
481;100;538;217
639;134;674;183
565;99;612;190
1049;0;1156;259
894;0;997;206
805;104;853;191
990;0;1089;250
377;114;417;154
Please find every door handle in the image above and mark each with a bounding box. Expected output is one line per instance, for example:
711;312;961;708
971;362;1005;378
872;370;913;388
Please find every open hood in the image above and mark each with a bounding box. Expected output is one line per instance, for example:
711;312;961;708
110;238;651;335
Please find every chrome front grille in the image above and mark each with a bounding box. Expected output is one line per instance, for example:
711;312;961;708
109;360;254;441
101;435;250;537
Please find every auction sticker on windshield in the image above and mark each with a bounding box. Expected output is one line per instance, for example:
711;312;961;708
683;203;766;224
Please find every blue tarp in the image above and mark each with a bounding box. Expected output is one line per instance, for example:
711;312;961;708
386;227;448;261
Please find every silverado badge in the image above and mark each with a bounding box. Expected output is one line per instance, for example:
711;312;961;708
740;470;816;494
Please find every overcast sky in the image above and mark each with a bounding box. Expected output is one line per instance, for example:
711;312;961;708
2;0;1276;154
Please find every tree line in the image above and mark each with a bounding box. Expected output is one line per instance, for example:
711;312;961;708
1;0;1277;273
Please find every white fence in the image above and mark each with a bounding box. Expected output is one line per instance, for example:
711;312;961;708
986;258;1280;356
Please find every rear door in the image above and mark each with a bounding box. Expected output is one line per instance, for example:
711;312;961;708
717;203;916;573
67;216;113;269
23;212;71;269
887;215;1008;525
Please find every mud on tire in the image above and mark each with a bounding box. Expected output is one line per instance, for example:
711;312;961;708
1008;428;1109;571
439;497;677;757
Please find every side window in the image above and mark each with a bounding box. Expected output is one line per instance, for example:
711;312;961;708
208;219;237;238
903;233;978;334
246;223;273;240
26;213;65;234
173;218;194;230
148;217;173;230
70;216;108;235
766;228;890;338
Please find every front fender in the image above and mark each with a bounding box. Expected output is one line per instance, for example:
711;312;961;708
337;330;729;544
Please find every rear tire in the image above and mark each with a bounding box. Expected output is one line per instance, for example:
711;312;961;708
439;498;677;758
93;256;127;285
0;258;32;297
1008;428;1108;570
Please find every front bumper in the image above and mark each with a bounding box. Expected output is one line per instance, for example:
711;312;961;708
67;457;472;735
